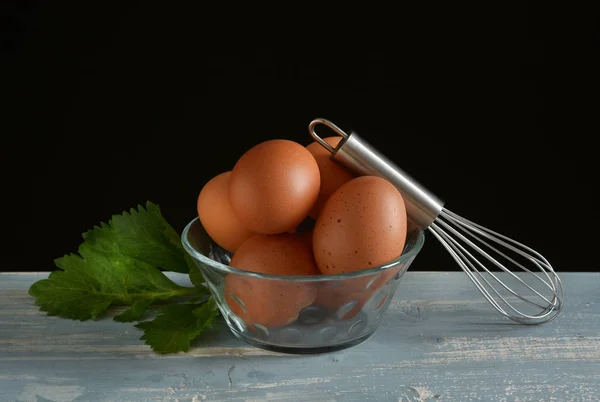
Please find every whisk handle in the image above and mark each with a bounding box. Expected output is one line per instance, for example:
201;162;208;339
309;118;444;229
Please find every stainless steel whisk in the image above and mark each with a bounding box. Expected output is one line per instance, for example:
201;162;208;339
309;118;564;325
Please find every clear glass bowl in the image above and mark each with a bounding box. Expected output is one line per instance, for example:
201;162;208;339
182;217;425;354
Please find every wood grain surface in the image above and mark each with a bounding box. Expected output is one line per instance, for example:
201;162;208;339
1;272;599;402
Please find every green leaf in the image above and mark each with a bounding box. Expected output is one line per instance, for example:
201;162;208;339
29;246;197;321
135;297;219;354
28;200;216;354
184;245;208;295
188;261;209;295
193;296;218;320
83;201;190;274
184;248;199;273
114;299;154;322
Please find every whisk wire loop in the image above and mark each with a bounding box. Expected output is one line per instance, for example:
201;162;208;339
429;209;563;324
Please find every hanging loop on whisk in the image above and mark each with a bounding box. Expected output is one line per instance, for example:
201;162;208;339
309;118;349;154
309;118;445;229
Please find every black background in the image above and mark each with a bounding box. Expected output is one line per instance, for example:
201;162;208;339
3;3;598;273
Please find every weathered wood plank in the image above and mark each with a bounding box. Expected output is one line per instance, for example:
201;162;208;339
1;272;599;401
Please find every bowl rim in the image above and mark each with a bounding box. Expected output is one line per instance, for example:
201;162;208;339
181;217;425;282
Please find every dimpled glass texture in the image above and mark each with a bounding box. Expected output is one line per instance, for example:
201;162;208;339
182;217;424;354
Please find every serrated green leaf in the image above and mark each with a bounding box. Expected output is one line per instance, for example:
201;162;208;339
188;263;209;296
30;243;197;321
83;201;190;274
192;296;218;319
185;251;204;282
135;297;219;354
114;299;154;322
28;201;214;354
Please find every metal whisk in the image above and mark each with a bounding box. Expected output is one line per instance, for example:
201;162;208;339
309;118;563;325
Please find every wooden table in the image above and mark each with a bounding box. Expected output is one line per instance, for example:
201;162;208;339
1;272;598;402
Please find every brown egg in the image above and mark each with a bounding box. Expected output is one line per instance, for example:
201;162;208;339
306;137;355;219
224;233;319;329
197;171;255;252
313;176;408;275
229;139;321;234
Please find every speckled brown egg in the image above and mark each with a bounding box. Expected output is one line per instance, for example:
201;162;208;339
229;139;321;235
306;137;355;219
313;176;408;275
196;171;255;252
224;233;319;329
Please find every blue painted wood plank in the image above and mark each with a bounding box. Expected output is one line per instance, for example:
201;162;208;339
1;272;599;401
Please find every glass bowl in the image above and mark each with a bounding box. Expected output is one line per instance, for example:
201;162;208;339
182;217;425;354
